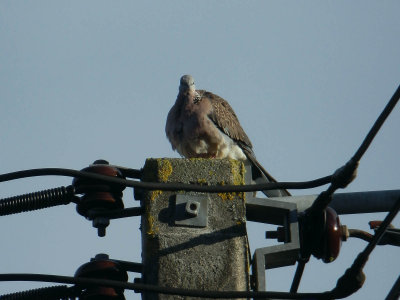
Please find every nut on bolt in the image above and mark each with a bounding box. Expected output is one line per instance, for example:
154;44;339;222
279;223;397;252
266;226;286;242
93;217;110;237
185;200;200;217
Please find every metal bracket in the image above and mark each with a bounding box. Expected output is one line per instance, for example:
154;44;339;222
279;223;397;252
241;162;301;292
247;196;300;292
175;194;208;227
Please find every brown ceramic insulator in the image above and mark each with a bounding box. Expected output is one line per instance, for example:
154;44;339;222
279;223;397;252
75;259;128;300
73;163;126;195
75;260;128;282
322;207;342;263
76;192;124;217
73;161;126;217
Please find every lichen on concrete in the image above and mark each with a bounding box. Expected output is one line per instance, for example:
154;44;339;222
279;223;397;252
149;190;162;201
145;212;158;237
157;158;173;182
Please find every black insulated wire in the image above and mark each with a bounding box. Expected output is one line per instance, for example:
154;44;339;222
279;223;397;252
87;207;144;220
358;197;400;258
348;229;374;243
0;167;332;193
0;186;76;216
290;259;307;293
0;273;328;299
113;165;142;179
386;273;400;300
0;285;77;300
352;84;400;163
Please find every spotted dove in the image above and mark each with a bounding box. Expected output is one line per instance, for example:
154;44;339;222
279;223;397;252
165;75;290;197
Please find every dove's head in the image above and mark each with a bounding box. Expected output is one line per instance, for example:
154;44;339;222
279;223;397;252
179;75;196;93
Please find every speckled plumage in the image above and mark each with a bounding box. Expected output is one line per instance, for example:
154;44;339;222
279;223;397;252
166;75;290;197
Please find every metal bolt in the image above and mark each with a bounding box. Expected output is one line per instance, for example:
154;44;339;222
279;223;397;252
266;226;286;242
185;200;200;217
93;159;109;165
93;217;110;237
340;224;349;241
93;253;110;261
133;277;143;293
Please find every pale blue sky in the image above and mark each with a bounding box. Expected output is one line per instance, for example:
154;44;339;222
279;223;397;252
1;1;399;299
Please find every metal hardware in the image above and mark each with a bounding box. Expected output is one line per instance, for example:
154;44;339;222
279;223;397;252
75;253;129;300
73;160;125;237
247;196;300;291
175;194;208;227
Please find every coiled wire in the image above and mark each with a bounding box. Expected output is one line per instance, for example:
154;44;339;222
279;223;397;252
0;285;76;300
0;186;76;216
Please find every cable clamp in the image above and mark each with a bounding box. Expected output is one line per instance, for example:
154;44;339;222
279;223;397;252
331;159;359;189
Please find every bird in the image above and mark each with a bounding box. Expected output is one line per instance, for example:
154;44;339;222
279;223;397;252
165;75;290;197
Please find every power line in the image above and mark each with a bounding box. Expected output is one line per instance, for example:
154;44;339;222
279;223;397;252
0;167;332;193
0;273;329;299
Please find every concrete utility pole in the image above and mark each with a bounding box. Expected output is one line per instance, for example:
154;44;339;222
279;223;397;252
139;158;251;300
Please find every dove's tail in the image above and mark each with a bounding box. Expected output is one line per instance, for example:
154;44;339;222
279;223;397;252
242;148;291;197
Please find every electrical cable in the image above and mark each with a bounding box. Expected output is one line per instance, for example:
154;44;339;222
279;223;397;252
0;273;329;299
290;259;307;293
0;284;77;300
386;273;400;300
0;186;77;216
87;207;144;220
356;198;400;258
348;229;373;243
0;167;332;193
352;84;400;163
348;227;400;247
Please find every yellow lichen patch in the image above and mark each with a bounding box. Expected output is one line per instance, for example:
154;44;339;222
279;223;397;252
146;190;160;237
197;178;207;185
230;159;246;186
216;163;247;201
218;192;236;201
157;159;173;182
146;213;158;237
237;191;246;201
245;241;251;274
231;160;246;201
149;190;162;201
217;180;234;201
217;191;245;201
